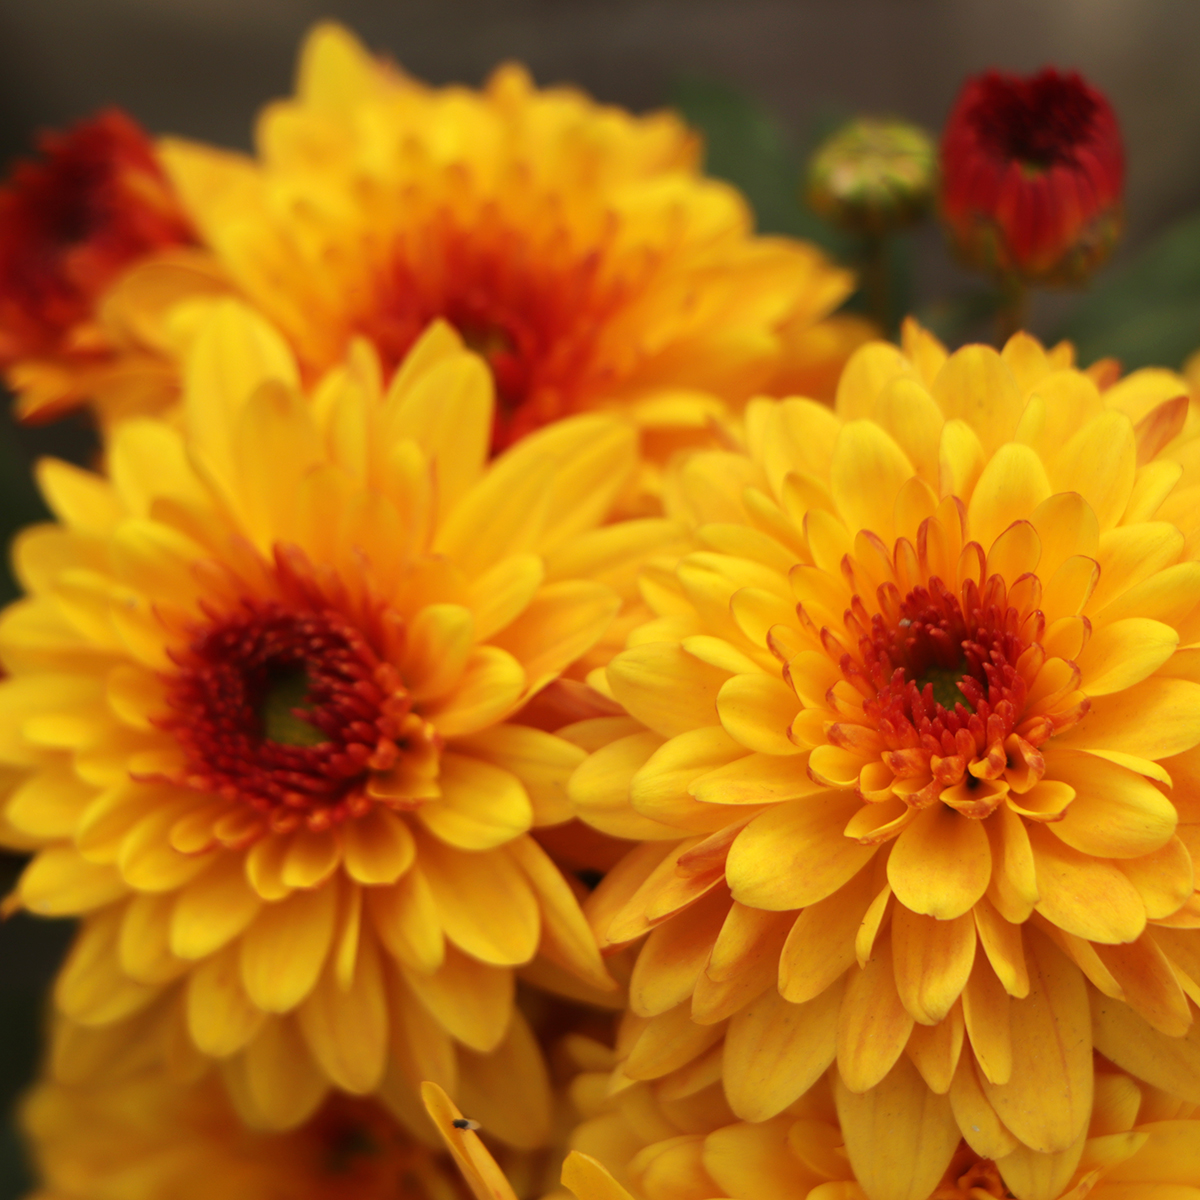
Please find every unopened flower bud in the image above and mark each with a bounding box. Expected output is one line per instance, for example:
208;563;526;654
940;67;1124;285
806;117;936;236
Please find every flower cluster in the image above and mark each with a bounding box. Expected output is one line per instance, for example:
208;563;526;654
0;20;1198;1200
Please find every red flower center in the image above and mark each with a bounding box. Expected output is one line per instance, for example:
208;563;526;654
161;603;414;830
969;69;1099;168
853;574;1030;758
354;211;634;451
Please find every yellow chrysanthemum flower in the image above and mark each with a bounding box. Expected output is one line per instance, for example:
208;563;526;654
568;323;1200;1160
424;1047;1200;1200
76;22;868;455
0;299;666;1140
23;1064;477;1200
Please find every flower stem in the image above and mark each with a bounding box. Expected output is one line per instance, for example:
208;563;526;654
996;276;1029;344
861;233;891;334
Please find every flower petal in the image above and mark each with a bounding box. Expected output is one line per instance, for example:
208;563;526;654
979;929;1092;1154
417;753;532;851
887;805;991;920
724;980;843;1120
834;1053;961;1200
727;793;874;911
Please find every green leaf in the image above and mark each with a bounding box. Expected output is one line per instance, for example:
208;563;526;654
1059;211;1200;370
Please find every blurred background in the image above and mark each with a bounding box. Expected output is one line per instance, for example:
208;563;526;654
2;1;1200;1193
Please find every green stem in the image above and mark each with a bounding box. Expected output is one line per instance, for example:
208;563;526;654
996;277;1029;345
861;233;890;334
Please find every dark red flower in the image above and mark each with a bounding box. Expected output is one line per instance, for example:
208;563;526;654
0;108;192;366
940;68;1124;283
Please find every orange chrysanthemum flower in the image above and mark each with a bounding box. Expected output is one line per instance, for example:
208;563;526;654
424;1044;1200;1200
0;301;667;1139
75;23;868;454
568;321;1200;1160
23;1065;476;1200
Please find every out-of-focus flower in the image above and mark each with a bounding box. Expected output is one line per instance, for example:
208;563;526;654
0;109;197;422
0;303;669;1139
940;68;1124;284
136;23;868;456
426;1042;1200;1200
567;321;1200;1162
807;117;936;236
23;1064;475;1200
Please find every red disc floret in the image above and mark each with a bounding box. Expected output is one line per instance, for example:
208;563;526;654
853;575;1030;759
358;212;631;452
161;602;412;829
939;67;1124;282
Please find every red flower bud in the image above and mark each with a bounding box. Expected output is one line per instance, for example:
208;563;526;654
940;68;1124;284
0;109;192;368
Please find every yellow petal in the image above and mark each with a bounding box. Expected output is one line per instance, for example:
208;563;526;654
296;934;388;1094
830;420;915;543
19;845;126;915
186;941;267;1055
891;906;976;1025
1077;617;1179;697
425;647;526;738
560;1152;637;1200
607;642;731;739
996;1130;1087;1200
835;341;914;421
887;805;991;920
239;883;338;1012
1049;411;1137;533
778;862;875;1003
834;1053;961;1200
716;672;802;756
905;1003;964;1094
727;793;874;910
453;724;584;827
837;938;914;1093
401;946;513;1053
182;300;299;507
961;954;1013;1085
418;833;540;966
623;1000;723;1080
229;1014;327;1130
403;604;475;703
1056;677;1200;763
454;1009;552;1150
1027;822;1146;943
567;730;680;841
54;907;159;1025
506;835;614;992
632;725;748;831
465;554;545;642
979;929;1092;1153
1091;989;1200;1103
949;1051;1020;1160
491;580;619;694
384;345;491;522
704;1119;822;1200
966;443;1052;553
342;807;415;885
724;980;843;1120
417;753;533;851
931;343;1023;457
170;851;262;959
1043;749;1177;859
